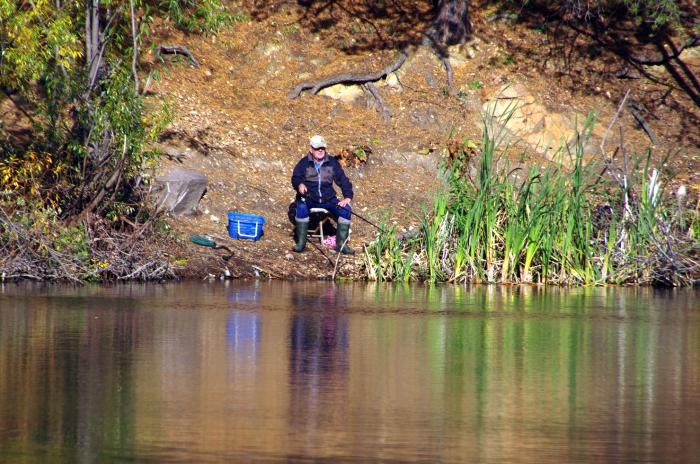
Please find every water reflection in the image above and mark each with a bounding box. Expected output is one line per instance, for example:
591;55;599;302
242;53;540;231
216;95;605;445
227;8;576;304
290;285;349;374
288;286;349;439
0;282;699;462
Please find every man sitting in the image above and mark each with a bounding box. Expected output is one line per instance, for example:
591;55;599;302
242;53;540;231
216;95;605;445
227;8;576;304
291;135;355;255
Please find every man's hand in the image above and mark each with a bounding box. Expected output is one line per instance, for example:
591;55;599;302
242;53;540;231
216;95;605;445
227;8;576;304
338;198;351;208
298;184;308;195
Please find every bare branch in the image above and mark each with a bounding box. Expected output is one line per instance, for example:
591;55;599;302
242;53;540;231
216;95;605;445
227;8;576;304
600;88;630;156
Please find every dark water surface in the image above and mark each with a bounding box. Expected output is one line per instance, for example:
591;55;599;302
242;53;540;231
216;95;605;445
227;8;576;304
1;282;699;463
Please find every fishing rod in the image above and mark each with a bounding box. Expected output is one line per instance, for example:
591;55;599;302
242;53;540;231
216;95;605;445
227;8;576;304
299;194;387;234
340;204;386;234
307;238;335;266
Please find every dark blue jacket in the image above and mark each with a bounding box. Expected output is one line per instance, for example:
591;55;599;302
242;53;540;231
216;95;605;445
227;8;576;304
291;154;353;203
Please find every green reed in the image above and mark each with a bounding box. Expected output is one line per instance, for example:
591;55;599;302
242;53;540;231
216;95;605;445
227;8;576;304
363;218;416;282
361;112;699;286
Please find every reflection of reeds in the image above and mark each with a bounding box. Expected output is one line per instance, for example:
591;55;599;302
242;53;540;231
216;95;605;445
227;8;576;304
361;109;700;286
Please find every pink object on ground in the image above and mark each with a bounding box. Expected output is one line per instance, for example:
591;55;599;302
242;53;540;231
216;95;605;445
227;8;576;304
323;235;336;248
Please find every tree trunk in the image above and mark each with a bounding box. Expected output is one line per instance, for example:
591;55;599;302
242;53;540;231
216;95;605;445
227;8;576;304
429;0;472;48
85;0;104;89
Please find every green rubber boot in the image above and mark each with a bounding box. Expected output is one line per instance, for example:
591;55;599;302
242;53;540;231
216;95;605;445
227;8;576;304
292;220;308;252
335;222;355;255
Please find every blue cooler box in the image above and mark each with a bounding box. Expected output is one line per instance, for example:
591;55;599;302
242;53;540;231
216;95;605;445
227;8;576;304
228;212;265;240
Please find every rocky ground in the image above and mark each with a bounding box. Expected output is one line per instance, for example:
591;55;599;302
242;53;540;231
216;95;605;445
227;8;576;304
144;0;700;280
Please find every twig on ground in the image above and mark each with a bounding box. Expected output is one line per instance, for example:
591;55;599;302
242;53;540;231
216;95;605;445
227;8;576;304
308;239;335;266
252;265;281;279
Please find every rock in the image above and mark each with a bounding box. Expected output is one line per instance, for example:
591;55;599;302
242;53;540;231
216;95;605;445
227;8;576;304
163;145;187;161
153;168;208;216
410;106;440;131
423;70;438;88
482;82;601;161
447;44;470;67
497;83;534;102
381;150;439;174
317;84;365;103
261;42;281;56
385;72;401;89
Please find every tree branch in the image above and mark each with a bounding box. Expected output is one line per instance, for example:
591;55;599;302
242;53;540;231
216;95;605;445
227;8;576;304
631;34;699;65
129;0;139;94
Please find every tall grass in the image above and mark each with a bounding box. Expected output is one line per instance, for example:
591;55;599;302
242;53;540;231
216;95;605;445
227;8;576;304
361;111;699;286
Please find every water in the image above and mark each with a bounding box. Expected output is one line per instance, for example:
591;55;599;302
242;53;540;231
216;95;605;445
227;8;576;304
1;282;699;463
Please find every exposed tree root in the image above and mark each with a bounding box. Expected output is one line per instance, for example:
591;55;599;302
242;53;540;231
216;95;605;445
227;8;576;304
440;54;454;90
288;40;461;121
288;49;408;99
363;82;391;123
156;45;200;67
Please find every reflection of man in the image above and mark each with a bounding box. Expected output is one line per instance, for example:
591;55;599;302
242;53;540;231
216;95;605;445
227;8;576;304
291;135;355;255
287;285;350;428
289;286;349;375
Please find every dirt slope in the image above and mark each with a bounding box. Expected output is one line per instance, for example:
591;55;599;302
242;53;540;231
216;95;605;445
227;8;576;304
147;1;700;280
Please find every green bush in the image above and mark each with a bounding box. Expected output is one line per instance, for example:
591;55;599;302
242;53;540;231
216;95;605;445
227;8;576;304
0;0;232;281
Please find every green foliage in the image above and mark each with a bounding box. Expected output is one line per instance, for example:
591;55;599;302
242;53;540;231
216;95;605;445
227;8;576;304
281;22;301;35
362;218;415;282
363;110;699;286
0;0;81;90
623;0;680;27
353;147;368;162
54;224;90;261
517;0;683;31
0;0;228;280
160;0;238;34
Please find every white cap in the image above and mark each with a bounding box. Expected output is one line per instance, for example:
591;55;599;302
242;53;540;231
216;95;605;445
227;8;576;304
309;135;327;149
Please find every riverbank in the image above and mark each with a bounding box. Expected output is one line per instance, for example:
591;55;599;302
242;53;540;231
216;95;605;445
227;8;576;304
144;2;699;284
2;1;698;284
